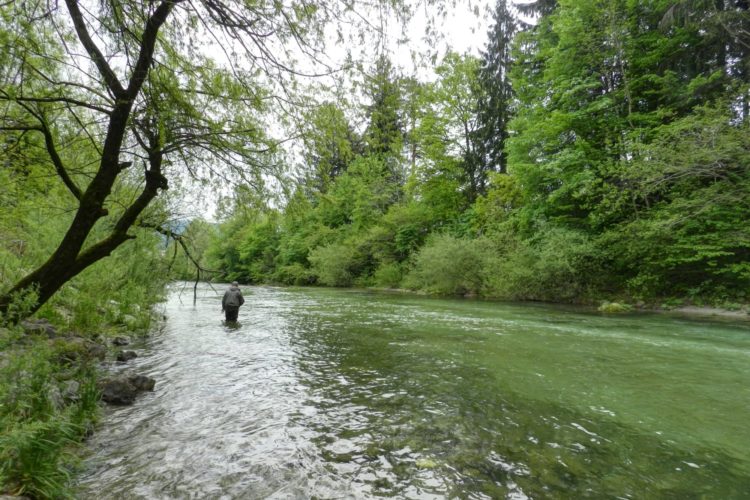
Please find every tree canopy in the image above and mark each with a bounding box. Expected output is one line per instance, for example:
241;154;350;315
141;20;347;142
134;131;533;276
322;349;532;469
3;0;750;319
0;0;440;320
196;0;750;306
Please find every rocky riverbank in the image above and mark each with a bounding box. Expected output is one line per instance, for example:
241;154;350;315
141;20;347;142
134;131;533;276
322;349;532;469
15;319;157;407
0;317;159;498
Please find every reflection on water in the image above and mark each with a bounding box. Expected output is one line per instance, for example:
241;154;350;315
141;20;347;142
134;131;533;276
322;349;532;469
77;284;750;498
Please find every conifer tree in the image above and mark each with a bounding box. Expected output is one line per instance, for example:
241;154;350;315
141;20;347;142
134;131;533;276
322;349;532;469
363;56;405;189
474;0;518;182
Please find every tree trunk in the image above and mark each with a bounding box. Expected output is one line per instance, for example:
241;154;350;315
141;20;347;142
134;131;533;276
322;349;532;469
0;235;125;321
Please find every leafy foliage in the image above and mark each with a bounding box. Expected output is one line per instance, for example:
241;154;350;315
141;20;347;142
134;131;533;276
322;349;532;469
207;0;750;305
405;234;491;296
0;120;170;497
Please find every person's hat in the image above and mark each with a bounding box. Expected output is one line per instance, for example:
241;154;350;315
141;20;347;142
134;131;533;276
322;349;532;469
232;281;239;286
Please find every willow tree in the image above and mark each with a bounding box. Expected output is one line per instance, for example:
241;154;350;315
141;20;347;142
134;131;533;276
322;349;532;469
0;0;423;321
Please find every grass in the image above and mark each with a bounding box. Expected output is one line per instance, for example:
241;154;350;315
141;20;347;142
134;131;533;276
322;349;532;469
0;327;105;499
0;276;166;498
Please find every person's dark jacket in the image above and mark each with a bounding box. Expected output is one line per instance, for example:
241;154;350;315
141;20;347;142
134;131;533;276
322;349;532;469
222;285;245;310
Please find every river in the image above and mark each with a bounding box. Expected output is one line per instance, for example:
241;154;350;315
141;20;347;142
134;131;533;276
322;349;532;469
77;283;750;499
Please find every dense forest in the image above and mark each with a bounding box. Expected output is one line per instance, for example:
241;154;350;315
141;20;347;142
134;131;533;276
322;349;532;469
180;0;750;307
1;0;749;496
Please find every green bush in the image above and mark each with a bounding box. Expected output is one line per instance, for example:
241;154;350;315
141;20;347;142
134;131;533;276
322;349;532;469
309;243;359;287
0;340;100;499
273;263;317;285
0;287;39;326
0;165;169;497
372;262;404;288
482;226;604;302
405;234;492;295
0;419;77;499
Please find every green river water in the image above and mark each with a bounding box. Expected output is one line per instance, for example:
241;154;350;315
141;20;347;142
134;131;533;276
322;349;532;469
78;284;750;498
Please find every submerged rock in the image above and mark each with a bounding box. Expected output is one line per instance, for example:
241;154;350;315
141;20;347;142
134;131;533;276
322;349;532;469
128;375;155;391
116;350;138;362
112;336;131;346
416;458;439;469
100;378;138;405
100;374;156;405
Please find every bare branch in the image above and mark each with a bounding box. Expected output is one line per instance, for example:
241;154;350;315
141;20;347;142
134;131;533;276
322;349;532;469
138;221;222;274
23;61;113;103
65;103;104;156
0;124;41;132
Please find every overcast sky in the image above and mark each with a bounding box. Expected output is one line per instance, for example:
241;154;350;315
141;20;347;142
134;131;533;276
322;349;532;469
391;1;492;74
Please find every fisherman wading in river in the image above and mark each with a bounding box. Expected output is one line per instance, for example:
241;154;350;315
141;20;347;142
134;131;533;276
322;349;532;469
222;281;245;322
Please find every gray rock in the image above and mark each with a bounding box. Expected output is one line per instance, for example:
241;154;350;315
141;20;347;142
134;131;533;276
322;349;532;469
99;374;155;405
54;337;107;363
112;336;130;346
100;378;137;405
86;341;107;361
62;380;80;402
21;318;57;337
116;350;138;362
128;375;155;391
47;385;64;411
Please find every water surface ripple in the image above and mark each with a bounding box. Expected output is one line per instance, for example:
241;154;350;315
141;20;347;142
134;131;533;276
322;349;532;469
78;284;750;498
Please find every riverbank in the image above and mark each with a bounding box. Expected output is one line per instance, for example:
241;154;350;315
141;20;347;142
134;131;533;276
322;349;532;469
657;305;750;320
366;285;750;322
0;303;163;498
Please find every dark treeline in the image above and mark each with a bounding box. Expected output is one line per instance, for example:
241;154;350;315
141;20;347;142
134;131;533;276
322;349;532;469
187;0;750;306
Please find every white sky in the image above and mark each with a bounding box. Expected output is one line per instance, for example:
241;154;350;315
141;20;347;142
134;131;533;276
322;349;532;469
390;1;491;74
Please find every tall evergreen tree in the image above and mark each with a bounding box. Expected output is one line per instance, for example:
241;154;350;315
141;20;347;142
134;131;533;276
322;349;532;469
363;56;406;191
301;102;361;195
474;0;518;182
507;0;671;228
660;0;750;119
364;56;404;159
515;0;557;20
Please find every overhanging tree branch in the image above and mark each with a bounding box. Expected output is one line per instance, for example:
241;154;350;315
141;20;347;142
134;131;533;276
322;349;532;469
137;221;222;275
38;116;83;201
1;0;421;323
64;0;127;98
6;95;113;115
126;0;181;98
0;114;83;201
